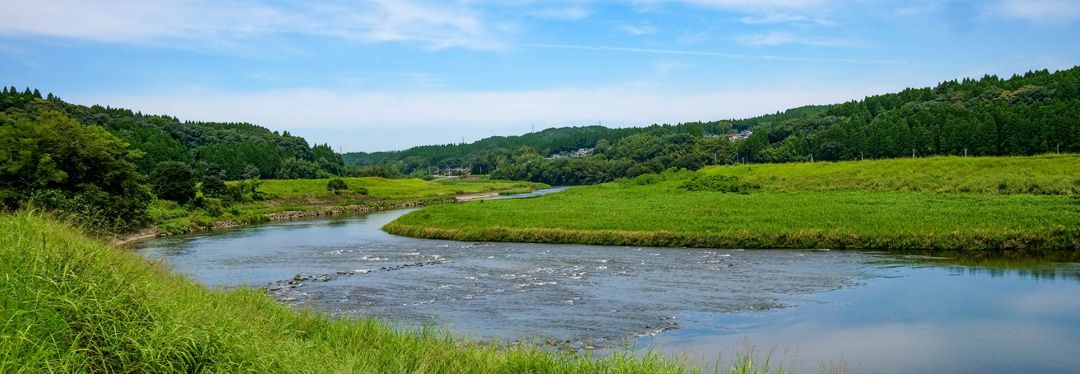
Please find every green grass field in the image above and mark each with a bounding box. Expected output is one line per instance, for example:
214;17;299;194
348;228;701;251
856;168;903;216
2;212;709;373
386;155;1080;251
148;177;546;236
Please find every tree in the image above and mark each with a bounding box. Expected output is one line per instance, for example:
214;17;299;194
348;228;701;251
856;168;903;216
152;161;196;203
201;174;227;197
0;107;150;231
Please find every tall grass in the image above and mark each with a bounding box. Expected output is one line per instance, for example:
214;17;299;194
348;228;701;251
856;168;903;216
387;156;1080;251
700;154;1080;195
2;211;695;373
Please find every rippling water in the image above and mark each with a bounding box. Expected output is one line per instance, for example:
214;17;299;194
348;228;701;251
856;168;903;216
137;191;1080;373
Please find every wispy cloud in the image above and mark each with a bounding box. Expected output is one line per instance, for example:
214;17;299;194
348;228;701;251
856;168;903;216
529;6;591;20
638;0;831;10
0;0;503;50
739;13;836;26
990;0;1080;24
523;43;898;64
618;24;659;36
734;32;852;47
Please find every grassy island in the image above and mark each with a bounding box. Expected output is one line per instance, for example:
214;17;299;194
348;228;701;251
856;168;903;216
385;155;1080;252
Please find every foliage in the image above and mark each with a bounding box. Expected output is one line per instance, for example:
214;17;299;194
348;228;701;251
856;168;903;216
679;175;757;194
326;178;348;193
151;161;196;203
386;155;1080;252
0;106;150;232
200;174;227;197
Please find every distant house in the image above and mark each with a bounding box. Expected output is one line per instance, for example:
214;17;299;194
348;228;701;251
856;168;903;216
439;167;472;176
545;147;593;160
727;130;753;142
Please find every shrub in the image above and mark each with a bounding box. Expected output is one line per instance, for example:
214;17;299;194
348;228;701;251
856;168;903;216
200;175;227;197
679;175;758;194
327;178;348;193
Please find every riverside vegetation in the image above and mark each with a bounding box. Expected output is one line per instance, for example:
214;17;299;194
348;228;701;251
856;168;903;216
386;155;1080;252
149;176;545;236
1;212;713;373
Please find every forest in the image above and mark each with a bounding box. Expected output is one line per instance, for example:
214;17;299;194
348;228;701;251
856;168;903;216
349;67;1080;185
0;89;348;231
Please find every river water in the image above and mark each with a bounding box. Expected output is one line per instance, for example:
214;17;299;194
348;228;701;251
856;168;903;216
137;190;1080;373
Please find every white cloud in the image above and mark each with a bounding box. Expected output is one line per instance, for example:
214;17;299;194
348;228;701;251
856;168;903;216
0;0;501;50
991;0;1080;23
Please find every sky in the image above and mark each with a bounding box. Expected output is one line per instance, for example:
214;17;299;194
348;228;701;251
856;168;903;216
2;0;1079;152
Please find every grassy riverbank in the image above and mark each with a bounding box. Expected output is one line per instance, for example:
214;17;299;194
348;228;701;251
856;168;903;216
2;212;705;373
146;177;545;236
386;155;1080;252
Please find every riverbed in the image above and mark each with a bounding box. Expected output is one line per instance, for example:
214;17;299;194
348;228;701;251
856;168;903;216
137;190;1080;373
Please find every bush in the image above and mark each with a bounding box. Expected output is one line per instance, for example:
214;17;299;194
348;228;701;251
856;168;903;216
327;178;348;193
679;175;758;194
200;175;227;197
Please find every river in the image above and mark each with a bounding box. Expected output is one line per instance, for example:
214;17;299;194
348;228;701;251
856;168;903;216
136;189;1080;373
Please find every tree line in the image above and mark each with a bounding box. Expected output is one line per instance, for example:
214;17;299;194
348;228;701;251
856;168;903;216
346;67;1080;185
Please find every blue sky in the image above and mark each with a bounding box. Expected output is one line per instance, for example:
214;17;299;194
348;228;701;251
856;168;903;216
2;0;1079;152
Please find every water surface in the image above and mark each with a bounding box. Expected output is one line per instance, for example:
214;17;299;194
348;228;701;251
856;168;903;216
138;194;1080;373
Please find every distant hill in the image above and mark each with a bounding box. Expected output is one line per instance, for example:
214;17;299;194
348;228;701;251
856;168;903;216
343;105;830;171
0;88;344;180
344;66;1079;185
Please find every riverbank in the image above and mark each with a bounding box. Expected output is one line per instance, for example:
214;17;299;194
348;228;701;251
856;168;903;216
117;177;547;245
2;212;708;373
385;155;1080;252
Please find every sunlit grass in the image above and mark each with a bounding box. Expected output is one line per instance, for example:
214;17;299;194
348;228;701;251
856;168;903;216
387;155;1080;251
2;211;711;373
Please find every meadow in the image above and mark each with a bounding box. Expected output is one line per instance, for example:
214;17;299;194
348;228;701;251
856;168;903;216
386;155;1080;252
147;177;545;236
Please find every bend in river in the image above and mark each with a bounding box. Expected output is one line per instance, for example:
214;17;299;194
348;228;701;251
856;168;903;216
138;189;1080;373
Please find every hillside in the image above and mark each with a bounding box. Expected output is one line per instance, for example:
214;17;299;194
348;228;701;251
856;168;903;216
0;88;345;180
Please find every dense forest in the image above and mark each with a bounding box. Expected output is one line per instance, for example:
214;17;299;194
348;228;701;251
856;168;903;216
0;89;348;231
347;67;1080;185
